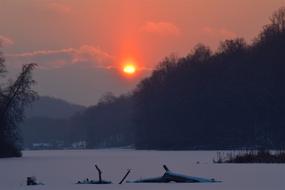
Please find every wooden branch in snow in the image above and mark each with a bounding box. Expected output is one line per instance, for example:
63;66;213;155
77;165;112;184
119;169;131;184
163;165;169;172
95;164;102;182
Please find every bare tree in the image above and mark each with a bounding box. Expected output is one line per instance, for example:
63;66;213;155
0;60;37;157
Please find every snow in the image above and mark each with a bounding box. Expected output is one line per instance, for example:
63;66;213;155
0;149;284;190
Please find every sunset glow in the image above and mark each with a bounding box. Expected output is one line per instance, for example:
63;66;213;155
1;0;284;106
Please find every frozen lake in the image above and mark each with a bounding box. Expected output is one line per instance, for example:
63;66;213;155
0;149;284;190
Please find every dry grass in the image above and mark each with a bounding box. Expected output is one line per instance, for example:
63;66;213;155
213;150;285;163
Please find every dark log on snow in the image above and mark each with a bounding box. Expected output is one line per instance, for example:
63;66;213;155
127;165;220;183
26;176;44;186
76;179;112;184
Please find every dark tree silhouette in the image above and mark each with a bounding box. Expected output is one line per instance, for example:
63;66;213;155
0;50;37;157
69;93;134;148
133;7;285;150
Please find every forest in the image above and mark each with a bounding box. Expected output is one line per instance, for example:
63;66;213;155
133;7;285;149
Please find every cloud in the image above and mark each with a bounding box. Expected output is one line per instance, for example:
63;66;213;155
47;2;72;14
0;35;14;46
6;45;114;70
140;21;180;36
202;26;237;39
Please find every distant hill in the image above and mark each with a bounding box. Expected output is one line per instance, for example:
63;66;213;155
22;96;86;149
25;96;86;119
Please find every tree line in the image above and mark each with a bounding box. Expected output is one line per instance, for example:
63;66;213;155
69;93;134;148
133;7;285;149
21;93;134;149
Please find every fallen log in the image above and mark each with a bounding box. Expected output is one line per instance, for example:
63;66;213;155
76;178;111;184
127;165;220;183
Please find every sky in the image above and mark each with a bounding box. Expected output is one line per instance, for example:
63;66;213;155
0;0;284;106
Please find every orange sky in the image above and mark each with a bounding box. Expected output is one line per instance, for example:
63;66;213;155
0;0;284;105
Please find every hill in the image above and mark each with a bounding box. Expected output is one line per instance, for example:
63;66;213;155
22;96;86;149
25;96;85;119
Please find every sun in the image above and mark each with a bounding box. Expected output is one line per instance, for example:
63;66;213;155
123;62;136;75
123;64;136;74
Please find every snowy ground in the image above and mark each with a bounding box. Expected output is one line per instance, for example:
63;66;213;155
0;149;284;190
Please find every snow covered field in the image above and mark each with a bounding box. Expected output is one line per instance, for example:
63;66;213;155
0;149;284;190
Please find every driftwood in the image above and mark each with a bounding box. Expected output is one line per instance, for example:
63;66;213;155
76;164;112;184
127;165;220;183
76;179;111;184
119;169;131;184
95;165;102;183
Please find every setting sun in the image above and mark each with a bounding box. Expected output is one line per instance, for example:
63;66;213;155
123;63;136;75
123;65;136;74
